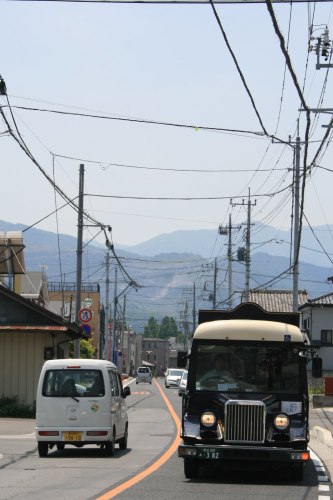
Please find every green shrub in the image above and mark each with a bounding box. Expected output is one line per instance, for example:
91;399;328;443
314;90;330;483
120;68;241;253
308;382;324;395
0;396;35;418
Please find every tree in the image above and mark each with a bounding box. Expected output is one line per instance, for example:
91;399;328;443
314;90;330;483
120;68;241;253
143;316;181;339
144;317;159;338
69;338;96;359
159;316;180;339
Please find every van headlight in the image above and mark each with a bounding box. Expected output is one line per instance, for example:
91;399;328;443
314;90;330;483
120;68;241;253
201;411;216;427
274;414;289;430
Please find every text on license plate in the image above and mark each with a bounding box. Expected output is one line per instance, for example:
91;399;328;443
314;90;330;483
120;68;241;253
63;432;82;441
197;448;221;459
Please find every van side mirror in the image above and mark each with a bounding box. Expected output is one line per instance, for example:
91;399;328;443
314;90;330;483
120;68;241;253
177;351;188;369
312;357;323;378
122;386;131;398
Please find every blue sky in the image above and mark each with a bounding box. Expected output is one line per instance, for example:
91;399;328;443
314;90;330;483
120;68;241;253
1;0;333;258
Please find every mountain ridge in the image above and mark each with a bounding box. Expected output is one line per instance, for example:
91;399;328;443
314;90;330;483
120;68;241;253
1;219;333;332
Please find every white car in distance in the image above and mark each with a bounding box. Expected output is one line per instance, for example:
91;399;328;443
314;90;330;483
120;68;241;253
165;368;186;389
178;370;188;396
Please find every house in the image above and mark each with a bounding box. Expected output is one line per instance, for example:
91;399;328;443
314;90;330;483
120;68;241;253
299;292;333;372
246;289;309;313
141;338;169;376
0;284;88;407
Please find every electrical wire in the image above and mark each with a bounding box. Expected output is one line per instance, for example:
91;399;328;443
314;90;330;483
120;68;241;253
209;0;268;136
0;97;140;292
5;104;268;138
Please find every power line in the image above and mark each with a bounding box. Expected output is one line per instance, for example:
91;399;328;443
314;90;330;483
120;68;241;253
4;104;267;138
86;183;293;201
209;0;268;136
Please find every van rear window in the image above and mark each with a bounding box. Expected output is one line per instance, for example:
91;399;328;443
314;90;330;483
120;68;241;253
42;369;105;397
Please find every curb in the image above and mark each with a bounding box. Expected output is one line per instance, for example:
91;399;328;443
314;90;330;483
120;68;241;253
313;395;333;407
310;425;333;446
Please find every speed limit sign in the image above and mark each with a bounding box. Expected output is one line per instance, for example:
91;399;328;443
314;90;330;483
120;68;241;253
78;308;92;323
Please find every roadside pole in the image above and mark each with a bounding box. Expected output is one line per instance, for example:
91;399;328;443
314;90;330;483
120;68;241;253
74;164;84;358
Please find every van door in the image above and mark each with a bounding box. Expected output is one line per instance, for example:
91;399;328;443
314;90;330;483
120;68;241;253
108;369;124;439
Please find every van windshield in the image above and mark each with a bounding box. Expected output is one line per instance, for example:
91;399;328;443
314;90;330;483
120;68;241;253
42;369;105;397
194;344;301;394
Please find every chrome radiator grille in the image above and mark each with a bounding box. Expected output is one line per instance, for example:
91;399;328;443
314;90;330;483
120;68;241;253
224;400;266;444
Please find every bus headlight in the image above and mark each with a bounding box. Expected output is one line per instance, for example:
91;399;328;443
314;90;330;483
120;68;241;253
201;412;216;427
274;414;289;430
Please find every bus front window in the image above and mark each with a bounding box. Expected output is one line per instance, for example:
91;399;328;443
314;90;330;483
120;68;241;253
194;344;300;393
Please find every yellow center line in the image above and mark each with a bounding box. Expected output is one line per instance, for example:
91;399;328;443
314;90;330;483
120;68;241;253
96;379;181;500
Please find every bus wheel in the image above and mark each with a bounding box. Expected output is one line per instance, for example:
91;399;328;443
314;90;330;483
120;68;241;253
38;442;49;457
184;458;199;479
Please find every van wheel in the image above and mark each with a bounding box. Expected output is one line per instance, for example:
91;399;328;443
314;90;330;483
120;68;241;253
104;432;115;456
38;442;49;457
56;443;65;450
184;458;199;479
119;424;128;450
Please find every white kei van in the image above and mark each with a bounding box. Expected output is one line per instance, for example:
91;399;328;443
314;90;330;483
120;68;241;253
36;359;130;457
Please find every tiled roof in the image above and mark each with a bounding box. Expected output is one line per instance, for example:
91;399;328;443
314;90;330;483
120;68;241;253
247;289;308;313
307;292;333;306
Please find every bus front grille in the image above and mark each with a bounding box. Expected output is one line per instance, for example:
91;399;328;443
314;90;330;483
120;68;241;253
224;400;266;444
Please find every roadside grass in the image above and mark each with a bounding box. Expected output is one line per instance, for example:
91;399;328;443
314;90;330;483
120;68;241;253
0;396;36;418
308;381;324;395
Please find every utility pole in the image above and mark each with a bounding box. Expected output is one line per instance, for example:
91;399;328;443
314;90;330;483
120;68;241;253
213;257;218;310
183;300;189;353
292;136;301;313
232;189;256;302
74;164;84;358
192;282;196;336
245;190;252;301
113;267;118;365
272;135;304;313
219;213;239;309
121;294;127;373
227;214;233;309
104;251;110;360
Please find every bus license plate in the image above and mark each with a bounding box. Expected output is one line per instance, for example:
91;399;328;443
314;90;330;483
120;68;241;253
63;432;82;441
197;448;221;460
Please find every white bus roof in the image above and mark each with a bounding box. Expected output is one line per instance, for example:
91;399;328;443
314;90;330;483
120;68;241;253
194;319;304;342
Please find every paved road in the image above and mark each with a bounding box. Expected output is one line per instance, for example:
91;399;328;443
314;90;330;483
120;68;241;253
0;380;332;500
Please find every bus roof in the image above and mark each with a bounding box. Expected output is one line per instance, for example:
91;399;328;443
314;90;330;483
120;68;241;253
193;319;304;343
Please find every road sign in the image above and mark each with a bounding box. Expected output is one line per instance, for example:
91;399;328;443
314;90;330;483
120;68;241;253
80;324;92;336
83;298;93;307
78;308;92;323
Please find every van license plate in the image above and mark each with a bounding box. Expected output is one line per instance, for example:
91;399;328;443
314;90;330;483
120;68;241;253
197;448;221;460
64;432;82;441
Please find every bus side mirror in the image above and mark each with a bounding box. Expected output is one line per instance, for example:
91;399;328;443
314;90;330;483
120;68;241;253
177;351;188;369
312;357;322;378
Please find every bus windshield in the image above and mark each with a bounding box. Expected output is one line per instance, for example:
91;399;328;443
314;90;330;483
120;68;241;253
194;344;301;394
